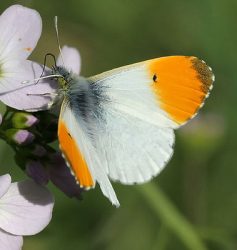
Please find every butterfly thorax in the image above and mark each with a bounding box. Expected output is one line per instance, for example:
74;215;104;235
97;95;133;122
53;66;89;94
51;65;101;121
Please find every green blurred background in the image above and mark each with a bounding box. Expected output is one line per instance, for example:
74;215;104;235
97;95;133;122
0;0;236;249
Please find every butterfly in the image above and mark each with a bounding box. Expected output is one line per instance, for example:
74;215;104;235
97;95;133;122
52;55;214;207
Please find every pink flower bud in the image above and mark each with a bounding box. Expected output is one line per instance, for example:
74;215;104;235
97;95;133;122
25;114;38;127
7;129;35;146
12;112;38;129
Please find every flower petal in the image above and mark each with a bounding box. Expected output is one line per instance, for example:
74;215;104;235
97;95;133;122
0;174;11;199
0;179;54;235
0;229;23;250
57;46;81;74
0;5;41;60
0;60;58;111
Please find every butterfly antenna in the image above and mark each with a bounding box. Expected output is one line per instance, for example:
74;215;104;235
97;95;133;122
35;53;57;85
55;16;65;67
22;74;64;84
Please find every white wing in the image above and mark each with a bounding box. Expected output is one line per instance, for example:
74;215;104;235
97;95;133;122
95;108;175;184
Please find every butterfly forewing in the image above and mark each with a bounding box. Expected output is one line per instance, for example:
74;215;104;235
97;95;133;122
86;56;214;185
89;56;214;128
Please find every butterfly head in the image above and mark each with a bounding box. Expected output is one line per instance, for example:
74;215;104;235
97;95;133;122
51;65;72;90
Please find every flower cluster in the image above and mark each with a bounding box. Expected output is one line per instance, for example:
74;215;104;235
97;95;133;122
0;4;82;250
1;108;83;198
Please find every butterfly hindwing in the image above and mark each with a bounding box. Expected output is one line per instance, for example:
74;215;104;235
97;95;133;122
94;108;175;184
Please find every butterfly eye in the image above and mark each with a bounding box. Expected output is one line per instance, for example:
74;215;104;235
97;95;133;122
153;74;158;83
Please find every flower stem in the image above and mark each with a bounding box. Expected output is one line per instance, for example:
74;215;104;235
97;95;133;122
136;183;207;250
151;224;169;250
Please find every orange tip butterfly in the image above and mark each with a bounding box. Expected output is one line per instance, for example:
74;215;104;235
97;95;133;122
52;55;214;207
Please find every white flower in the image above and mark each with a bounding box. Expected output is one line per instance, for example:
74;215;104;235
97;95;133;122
56;45;81;75
0;5;81;112
0;5;57;111
0;174;54;250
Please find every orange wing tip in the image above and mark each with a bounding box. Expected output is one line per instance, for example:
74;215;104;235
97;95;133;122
190;57;214;94
148;56;214;125
61;151;95;190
